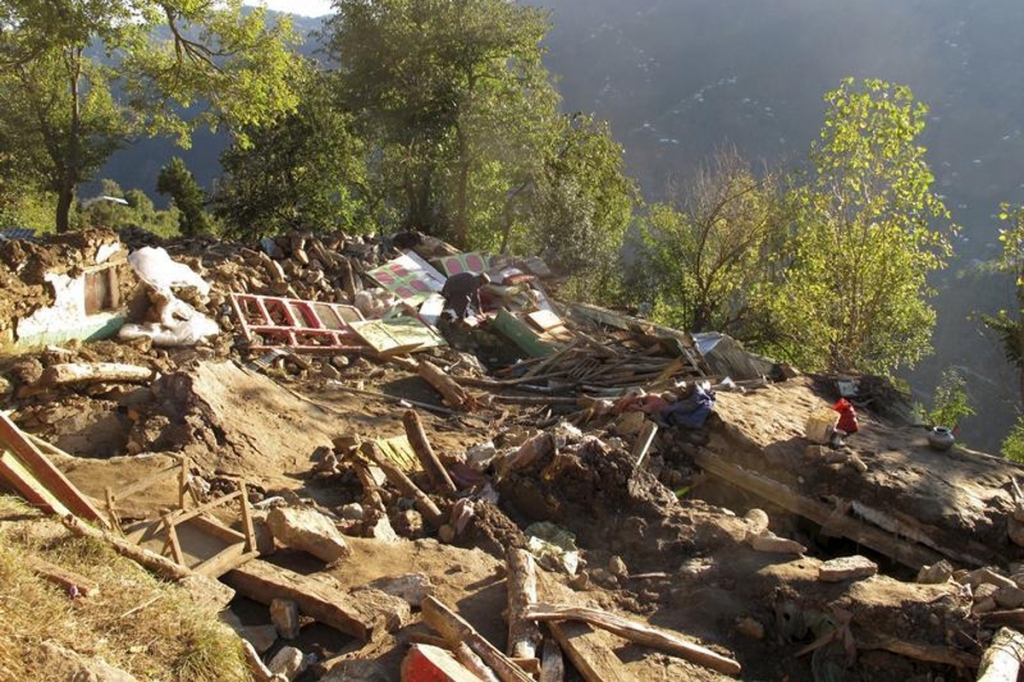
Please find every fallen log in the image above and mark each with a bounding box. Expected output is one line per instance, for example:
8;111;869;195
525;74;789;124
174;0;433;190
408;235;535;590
62;514;191;581
39;362;155;387
402;410;456;496
418;360;472;410
524;603;741;676
225;559;409;641
28;556;100;597
506;548;542;660
421;596;535;682
360;442;445;528
983;610;1024;629
977;627;1024;682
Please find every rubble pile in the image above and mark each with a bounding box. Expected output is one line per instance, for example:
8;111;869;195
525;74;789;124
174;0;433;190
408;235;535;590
2;227;1024;681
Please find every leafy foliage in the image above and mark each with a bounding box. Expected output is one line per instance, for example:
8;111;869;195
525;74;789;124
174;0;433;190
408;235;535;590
768;79;953;374
1002;415;1024;464
214;70;372;239
325;0;557;245
629;148;790;338
78;179;180;237
927;367;975;429
0;0;303;232
157;157;210;237
983;203;1024;406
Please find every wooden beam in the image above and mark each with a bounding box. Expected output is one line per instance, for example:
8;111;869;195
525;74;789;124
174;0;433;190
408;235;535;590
361;442;444;528
0;449;72;517
631;420;658;468
421;596;535;682
546;621;627;682
402;410;457;495
0;414;108;526
38;362;155;386
62;514;192;581
525;603;740;675
539;638;565;682
693;451;943;570
28;556;100;597
506;548;542;660
978;628;1024;682
225;559;408;641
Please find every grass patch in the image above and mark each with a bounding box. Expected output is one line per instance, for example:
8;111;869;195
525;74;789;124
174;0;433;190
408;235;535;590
0;496;248;680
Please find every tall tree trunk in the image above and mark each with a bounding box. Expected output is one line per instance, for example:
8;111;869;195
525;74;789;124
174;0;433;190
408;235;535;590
56;47;83;234
454;121;470;248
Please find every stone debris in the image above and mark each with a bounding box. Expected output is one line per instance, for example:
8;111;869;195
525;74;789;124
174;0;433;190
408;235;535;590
266;506;352;564
817;555;878;583
1;226;1021;681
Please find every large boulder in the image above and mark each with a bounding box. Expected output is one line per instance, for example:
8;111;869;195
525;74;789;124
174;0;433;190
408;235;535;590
267;506;351;563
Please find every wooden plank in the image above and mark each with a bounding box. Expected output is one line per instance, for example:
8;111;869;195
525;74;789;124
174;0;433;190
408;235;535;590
186;513;247;545
0;449;72;517
239;482;256;553
0;414;108;526
225;559;408;641
165;490;243;527
547;621;627;682
525;603;740;675
193;546;257;579
693;451;943;570
111;463;180;504
28;556;100;597
421;596;535;682
164;516;185;565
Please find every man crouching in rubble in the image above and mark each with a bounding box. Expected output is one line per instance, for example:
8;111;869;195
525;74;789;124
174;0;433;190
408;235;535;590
442;272;490;320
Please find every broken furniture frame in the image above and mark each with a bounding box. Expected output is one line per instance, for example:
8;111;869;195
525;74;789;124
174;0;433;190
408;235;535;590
230;292;365;352
104;455;258;578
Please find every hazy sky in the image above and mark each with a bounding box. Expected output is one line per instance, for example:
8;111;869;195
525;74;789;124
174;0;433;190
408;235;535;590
245;0;333;17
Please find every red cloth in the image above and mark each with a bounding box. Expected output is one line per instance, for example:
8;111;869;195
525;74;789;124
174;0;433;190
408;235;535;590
832;398;859;434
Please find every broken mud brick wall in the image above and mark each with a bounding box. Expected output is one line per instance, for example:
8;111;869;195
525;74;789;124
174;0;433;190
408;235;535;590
0;229;136;350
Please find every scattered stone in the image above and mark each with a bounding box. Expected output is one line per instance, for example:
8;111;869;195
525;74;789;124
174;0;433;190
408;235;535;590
744;508;770;536
267;506;351;563
321;363;342;381
330;355;350;369
917;560;954;584
437;523;456;544
268;646;307;681
36;640;139;682
365;514;400;542
994;586;1024;609
608;555;628;577
393;509;425;539
735;616;765;640
340;503;365;520
368;573;434;608
964;568;1018;591
749;532;806;555
271;598;301;639
972;596;998;615
818;555;878;583
221;611;279;653
975;583;999;601
240;638;284;682
321;659;390;682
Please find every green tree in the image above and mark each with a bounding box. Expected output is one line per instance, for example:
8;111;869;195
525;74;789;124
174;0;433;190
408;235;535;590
630;148;790;337
984;203;1024;406
214;70;371;238
770;78;953;374
77;178;180;236
157;156;210;236
325;0;556;245
0;0;301;233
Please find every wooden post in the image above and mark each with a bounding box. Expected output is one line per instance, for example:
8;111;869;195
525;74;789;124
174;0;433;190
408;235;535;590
402;410;457;495
506;548;542;660
164;515;185;566
524;603;741;675
631;420;658;468
421;596;535;682
978;627;1024;682
38;362;156;386
360;442;444;528
239;482;256;553
418;360;472;410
